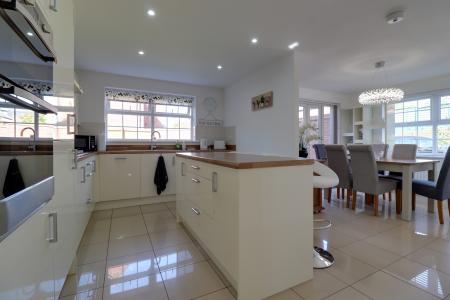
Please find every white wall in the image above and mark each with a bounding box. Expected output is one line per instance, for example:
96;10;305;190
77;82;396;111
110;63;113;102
224;54;299;157
76;69;226;149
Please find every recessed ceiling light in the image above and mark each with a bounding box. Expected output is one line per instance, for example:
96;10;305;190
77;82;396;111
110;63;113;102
251;37;258;44
288;42;299;50
138;50;145;55
147;9;156;17
217;65;223;70
26;32;33;37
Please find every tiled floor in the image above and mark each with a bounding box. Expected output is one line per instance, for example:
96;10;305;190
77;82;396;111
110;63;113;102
61;193;450;299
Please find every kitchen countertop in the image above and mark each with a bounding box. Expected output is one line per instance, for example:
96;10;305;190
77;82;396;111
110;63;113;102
176;152;313;169
76;149;231;161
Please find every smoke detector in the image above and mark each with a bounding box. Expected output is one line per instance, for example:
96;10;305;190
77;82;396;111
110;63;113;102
386;10;405;24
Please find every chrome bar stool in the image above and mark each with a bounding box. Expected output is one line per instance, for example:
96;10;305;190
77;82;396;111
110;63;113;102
313;161;339;269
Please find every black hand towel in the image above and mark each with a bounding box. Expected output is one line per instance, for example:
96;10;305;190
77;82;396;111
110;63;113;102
154;156;168;195
3;158;25;197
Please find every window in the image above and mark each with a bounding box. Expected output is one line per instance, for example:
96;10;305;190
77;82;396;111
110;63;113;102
105;88;194;141
299;102;337;144
0;96;74;140
394;92;450;155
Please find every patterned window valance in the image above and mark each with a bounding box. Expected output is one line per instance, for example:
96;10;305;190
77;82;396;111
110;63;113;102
105;87;194;105
0;78;53;95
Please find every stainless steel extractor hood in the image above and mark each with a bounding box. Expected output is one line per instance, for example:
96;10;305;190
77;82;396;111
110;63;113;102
0;0;56;62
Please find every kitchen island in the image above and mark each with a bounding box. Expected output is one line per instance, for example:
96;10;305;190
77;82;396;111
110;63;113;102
176;152;314;300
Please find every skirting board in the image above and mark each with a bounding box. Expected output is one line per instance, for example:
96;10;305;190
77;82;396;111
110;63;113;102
94;194;176;211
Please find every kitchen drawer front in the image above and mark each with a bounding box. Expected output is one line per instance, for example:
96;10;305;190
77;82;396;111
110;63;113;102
178;198;213;249
186;174;213;218
182;158;214;181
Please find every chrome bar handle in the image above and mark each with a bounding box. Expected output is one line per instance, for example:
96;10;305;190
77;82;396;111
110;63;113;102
67;114;76;135
49;0;58;12
181;162;185;176
212;172;218;192
191;208;200;215
172;156;176;166
81;166;86;183
191;178;200;183
72;149;78;169
114;157;128;160
191;165;200;170
92;160;96;173
46;212;58;243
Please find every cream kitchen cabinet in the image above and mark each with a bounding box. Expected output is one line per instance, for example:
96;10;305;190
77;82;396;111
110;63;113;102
99;154;141;201
176;153;313;300
140;153;177;198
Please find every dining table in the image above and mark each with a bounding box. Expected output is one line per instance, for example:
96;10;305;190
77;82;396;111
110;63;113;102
376;158;441;221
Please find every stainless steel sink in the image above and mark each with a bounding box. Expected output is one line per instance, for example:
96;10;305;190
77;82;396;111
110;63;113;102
0;176;54;242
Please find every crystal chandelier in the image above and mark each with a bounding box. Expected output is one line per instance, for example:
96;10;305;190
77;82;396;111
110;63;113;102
359;61;404;105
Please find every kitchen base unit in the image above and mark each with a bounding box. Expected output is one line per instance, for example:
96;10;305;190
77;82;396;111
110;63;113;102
176;152;314;300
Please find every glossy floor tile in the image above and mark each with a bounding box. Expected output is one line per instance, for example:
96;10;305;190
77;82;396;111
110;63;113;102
77;242;108;266
407;248;450;275
292;270;347;300
102;273;168;300
353;271;440;300
112;206;141;218
107;234;153;259
161;261;225;300
63;196;450;300
150;228;192;250
59;288;103;300
324;287;370;300
263;289;303;300
340;240;401;269
105;251;160;286
154;242;206;271
141;203;170;214
384;258;450;298
60;261;106;297
110;215;147;240
324;248;377;285
195;288;235;300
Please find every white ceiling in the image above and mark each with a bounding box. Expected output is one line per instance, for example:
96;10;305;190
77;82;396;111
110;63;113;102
74;0;450;93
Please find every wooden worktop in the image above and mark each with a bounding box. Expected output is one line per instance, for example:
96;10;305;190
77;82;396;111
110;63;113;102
176;152;313;169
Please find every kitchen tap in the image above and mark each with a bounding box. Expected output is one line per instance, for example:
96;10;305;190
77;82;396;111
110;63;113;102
20;127;36;151
150;130;161;150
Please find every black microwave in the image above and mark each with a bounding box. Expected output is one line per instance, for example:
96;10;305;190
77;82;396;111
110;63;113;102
75;135;97;152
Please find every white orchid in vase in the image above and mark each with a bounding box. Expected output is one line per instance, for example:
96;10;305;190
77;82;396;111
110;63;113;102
299;122;321;157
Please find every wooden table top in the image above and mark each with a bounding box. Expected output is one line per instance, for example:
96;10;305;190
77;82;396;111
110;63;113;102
176;152;314;169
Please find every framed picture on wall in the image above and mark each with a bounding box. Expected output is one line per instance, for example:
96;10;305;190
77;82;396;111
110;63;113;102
251;91;273;111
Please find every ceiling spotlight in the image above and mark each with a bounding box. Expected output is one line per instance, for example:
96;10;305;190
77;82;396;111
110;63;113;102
138;50;145;55
288;41;299;50
386;10;405;24
147;9;156;16
217;65;223;70
251;38;258;44
26;32;33;37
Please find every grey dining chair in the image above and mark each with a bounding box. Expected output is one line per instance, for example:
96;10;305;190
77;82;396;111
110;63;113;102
412;147;450;224
348;145;401;216
372;144;389;159
325;145;353;206
388;144;418;177
313;144;328;160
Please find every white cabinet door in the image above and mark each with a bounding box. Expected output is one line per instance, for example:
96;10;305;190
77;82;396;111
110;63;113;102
162;153;176;195
140;154;158;198
140;154;176;198
0;205;55;300
99;154;140;201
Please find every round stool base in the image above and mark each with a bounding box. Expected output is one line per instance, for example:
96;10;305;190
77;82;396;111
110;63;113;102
313;247;335;269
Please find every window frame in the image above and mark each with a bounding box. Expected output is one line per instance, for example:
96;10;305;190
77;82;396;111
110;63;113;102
0;95;74;141
393;89;450;156
299;100;337;144
105;95;196;143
